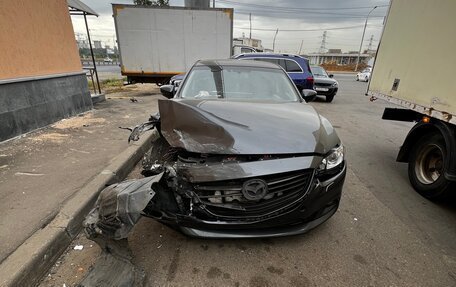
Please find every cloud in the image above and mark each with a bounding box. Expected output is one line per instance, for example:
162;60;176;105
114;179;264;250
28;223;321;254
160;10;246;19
71;0;389;53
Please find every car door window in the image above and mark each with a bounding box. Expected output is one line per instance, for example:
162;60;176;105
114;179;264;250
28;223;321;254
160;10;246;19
277;59;287;70
253;58;279;66
252;58;288;70
285;60;302;72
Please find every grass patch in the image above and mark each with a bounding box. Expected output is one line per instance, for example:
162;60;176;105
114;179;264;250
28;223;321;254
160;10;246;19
88;77;127;94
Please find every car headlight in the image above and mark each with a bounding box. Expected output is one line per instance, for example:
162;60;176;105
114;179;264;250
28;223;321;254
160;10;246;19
319;145;344;170
331;82;338;87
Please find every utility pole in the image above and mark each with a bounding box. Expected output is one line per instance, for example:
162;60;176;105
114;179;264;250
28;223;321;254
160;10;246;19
249;13;252;39
298;39;304;55
272;28;279;52
367;35;374;51
355;6;377;71
319;31;327;54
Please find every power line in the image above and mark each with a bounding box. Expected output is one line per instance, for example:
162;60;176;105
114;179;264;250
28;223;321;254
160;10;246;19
218;0;389;11
233;9;385;18
234;25;383;32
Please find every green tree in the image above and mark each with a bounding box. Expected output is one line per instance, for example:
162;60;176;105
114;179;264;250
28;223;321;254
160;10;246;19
133;0;169;6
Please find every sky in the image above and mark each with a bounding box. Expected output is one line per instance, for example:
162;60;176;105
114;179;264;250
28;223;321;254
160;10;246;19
71;0;390;54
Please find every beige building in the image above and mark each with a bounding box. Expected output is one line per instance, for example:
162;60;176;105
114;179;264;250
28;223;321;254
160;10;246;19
0;0;93;141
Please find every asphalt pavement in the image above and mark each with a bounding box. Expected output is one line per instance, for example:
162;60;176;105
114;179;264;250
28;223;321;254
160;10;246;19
83;63;122;80
39;74;456;287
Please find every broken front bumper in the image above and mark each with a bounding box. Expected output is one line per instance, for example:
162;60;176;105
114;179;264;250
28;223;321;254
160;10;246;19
85;154;346;240
149;156;346;238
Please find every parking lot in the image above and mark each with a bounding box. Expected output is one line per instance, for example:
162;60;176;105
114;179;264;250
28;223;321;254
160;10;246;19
40;74;456;287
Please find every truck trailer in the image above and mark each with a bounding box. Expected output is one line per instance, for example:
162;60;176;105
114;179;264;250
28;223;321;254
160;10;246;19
368;0;456;199
113;4;233;85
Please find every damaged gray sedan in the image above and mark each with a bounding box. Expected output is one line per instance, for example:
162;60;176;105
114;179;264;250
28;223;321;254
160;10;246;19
86;59;346;240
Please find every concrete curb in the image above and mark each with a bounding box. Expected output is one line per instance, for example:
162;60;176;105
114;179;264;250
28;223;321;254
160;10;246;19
0;130;159;287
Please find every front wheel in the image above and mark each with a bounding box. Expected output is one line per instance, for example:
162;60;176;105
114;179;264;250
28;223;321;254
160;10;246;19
408;134;454;200
356;76;359;81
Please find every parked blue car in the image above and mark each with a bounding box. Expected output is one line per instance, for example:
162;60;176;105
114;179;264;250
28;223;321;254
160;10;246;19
233;53;314;91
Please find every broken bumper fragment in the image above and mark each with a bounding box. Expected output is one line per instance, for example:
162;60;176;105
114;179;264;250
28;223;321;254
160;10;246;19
84;173;163;240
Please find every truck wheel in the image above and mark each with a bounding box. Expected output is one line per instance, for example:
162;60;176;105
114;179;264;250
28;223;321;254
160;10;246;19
325;94;335;103
408;134;454;200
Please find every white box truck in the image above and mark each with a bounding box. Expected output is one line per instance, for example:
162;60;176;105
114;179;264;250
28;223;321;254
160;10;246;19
367;0;456;200
112;4;233;85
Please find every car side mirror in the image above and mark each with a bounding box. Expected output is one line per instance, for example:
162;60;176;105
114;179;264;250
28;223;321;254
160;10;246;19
160;85;175;99
301;89;317;102
328;74;334;78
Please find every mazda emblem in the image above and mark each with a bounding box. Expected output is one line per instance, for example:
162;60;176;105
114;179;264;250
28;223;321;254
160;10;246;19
242;179;268;201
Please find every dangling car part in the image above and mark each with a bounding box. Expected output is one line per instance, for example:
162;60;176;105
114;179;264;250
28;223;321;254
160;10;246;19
81;175;163;287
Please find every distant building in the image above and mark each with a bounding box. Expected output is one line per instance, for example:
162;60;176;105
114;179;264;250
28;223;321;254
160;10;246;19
93;40;102;49
328;49;342;54
77;39;89;49
233;37;264;51
306;52;373;65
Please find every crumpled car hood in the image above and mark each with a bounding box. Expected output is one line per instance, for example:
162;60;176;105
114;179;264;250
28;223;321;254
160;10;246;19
158;99;340;155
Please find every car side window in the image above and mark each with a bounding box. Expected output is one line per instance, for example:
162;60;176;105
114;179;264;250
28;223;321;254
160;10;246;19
253;58;279;66
251;58;288;71
285;60;302;72
278;59;287;70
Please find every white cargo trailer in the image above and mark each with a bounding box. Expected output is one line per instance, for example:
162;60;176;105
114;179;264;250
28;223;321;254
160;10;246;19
112;4;233;84
368;0;456;199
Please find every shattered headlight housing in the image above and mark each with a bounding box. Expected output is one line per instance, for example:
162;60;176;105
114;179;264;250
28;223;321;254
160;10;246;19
317;145;345;181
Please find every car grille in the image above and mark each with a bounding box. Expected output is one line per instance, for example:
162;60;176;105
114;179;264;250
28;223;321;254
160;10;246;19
192;169;314;220
315;82;332;87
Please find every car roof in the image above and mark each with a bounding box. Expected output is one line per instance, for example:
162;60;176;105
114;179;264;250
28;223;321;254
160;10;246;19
236;53;309;60
195;59;282;70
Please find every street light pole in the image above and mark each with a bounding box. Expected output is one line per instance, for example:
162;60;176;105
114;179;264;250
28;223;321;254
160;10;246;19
249;13;252;39
354;6;377;71
272;28;279;52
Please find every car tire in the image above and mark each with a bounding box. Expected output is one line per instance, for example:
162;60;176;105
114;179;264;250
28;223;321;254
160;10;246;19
325;94;335;103
364;76;369;82
408;133;455;200
356;76;359;81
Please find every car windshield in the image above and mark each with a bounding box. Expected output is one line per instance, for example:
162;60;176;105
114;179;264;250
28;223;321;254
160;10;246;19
310;66;328;77
179;66;300;102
